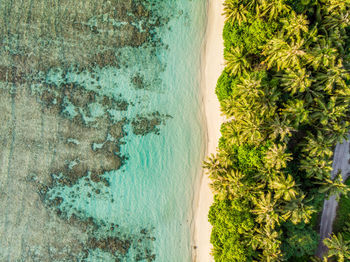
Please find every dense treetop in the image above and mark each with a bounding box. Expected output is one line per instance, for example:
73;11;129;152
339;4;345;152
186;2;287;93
206;0;350;261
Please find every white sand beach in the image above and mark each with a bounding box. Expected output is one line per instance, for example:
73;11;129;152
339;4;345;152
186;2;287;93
193;0;225;261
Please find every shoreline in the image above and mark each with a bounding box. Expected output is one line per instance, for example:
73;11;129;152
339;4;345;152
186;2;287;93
192;0;225;261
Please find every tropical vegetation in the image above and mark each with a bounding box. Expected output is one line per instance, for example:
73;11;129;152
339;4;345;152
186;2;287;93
206;0;350;260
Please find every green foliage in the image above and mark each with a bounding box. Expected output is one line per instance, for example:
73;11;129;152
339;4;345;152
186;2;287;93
286;0;311;13
236;144;268;171
223;0;249;26
224;45;251;76
209;198;254;262
207;0;350;261
324;233;350;262
318;173;350;199
215;70;235;102
282;223;319;260
223;19;279;55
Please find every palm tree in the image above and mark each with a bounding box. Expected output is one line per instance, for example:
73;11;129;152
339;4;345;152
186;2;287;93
343;216;350;232
216;150;234;170
209;169;248;200
262;37;306;71
247;0;263;14
335;83;350;103
222;114;267;146
310;97;347;126
300;155;333;179
252;192;280;228
328;28;347;55
223;0;248;26
264;144;292;171
222;76;279;123
318;172;350;199
239;115;266;145
322;121;350;144
222;97;272;124
280;68;313;94
281;193;316;224
268;117;295;142
322;12;350;33
236;76;264;100
324;0;350;14
220;121;239;146
269;174;298;201
264;85;281;108
260;249;283;262
324;233;350;262
314;60;350;94
302;131;333;159
281;99;309;127
221;76;265;119
281;12;309;40
204;154;224;177
260;0;291;21
251;226;280;251
224;46;250;76
309;37;338;70
295;84;324;105
220;97;237;119
251;226;282;261
204;149;234;172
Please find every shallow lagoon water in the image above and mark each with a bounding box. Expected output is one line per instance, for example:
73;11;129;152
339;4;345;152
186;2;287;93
0;0;206;261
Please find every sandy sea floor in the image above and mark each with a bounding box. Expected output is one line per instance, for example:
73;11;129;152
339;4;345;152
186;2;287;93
0;1;207;261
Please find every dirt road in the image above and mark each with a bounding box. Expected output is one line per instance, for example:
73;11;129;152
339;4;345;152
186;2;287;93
316;135;350;258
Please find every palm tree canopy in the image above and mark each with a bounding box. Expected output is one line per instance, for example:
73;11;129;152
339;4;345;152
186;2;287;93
262;37;306;71
260;0;290;20
225;46;250;76
281;193;316;224
280;68;313;95
252;192;281;228
302;131;333;159
281;12;309;40
269;174;298;201
223;0;248;25
324;233;350;262
264;144;292;171
282;99;309;127
318;172;350;199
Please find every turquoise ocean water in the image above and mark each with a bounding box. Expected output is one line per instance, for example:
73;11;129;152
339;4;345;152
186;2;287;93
0;0;207;261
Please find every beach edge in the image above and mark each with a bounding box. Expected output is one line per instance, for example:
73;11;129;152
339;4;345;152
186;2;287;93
192;1;225;261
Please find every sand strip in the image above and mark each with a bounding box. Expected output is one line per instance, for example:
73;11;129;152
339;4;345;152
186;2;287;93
192;1;225;261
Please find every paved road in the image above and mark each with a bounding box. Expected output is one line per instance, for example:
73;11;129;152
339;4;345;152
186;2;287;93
316;135;350;258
